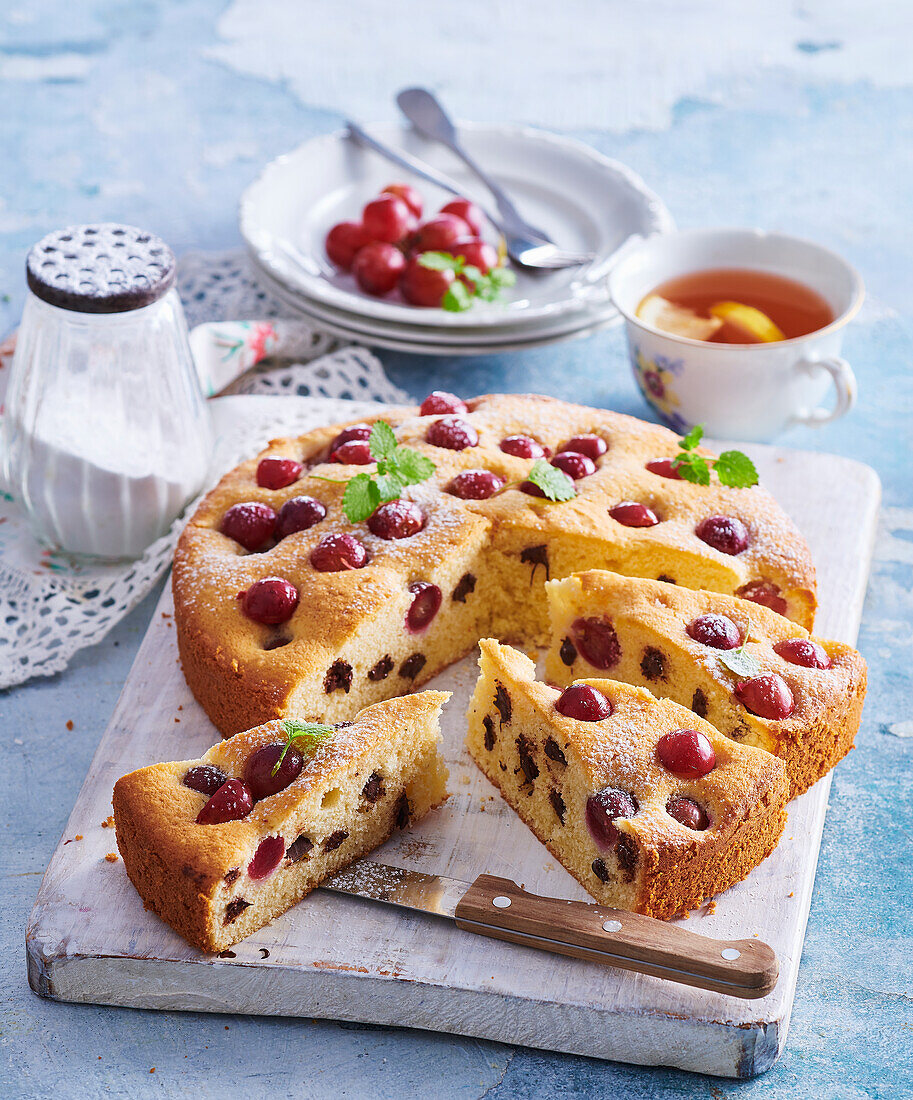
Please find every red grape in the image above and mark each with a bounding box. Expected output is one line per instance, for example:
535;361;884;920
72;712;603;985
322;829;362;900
244;743;304;801
310;533;369;572
183;765;227;796
330;439;373;465
382;182;423;219
240;577;299;625
367;500;425;540
585;787;637;850
645;457;682;480
220;502;277;552
551;452;596;480
362;194;413;243
686;613;742;650
440;198;485;236
609;501;660;528
656;729;716;778
500;435;547;459
325;221;369;270
413;214;471;253
559;435;608;461
571;616;621;669
196;779;254;825
276;496;327;539
446;469;504;499
451;237;498;276
248;836;286;880
257;457;302;491
666;797;710;831
420;391;467;415
696;515;750;555
555;684;613;722
773;638;832;669
330;424;372;451
735;674;795;719
401;256;454;307
406;582;442;633
737;580;787;616
352;242;405;296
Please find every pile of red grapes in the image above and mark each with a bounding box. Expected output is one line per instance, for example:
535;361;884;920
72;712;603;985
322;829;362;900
324;183;509;308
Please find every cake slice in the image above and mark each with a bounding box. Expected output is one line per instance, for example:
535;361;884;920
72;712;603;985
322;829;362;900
113;691;450;952
544;571;867;797
467;640;788;919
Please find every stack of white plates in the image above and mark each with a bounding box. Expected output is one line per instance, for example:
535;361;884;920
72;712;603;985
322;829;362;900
240;123;673;355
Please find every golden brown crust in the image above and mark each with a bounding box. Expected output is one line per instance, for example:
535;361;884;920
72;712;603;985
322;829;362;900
545;571;867;796
114;692;450;952
173;394;817;736
466;640;789;919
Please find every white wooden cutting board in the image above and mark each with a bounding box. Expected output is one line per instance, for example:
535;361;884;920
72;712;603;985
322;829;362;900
25;416;880;1080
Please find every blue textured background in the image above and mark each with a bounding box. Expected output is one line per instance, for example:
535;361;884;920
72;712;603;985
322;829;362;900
1;2;911;1097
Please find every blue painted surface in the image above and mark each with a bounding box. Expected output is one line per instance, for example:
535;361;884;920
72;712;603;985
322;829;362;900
1;2;911;1097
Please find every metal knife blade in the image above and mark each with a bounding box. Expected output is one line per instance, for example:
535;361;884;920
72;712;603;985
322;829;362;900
321;860;469;919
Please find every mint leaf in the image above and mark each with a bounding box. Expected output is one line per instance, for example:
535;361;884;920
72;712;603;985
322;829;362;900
442;281;473;312
368;420;397;462
526;458;576;502
672;451;711;486
461;264;484;288
679;424;704;452
489;267;516;289
342;473;381;523
418;251;462;273
388;448;435;485
272;719;335;775
374;472;405;502
714;450;759;489
717;622;760;679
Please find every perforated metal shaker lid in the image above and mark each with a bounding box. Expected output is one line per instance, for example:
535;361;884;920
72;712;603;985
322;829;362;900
26;223;176;314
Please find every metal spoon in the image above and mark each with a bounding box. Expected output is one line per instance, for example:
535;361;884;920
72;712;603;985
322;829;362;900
346;121;594;270
396;87;595;269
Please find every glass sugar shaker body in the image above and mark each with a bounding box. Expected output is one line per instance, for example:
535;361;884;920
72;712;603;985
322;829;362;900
2;224;212;559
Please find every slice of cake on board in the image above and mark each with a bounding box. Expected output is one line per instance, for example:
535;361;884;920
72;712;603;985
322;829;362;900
466;639;788;919
544;571;867;797
113;691;449;953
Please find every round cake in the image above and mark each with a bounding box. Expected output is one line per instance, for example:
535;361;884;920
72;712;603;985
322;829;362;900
173;393;817;735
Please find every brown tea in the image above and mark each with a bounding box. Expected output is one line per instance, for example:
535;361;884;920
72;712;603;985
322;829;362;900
641;268;834;344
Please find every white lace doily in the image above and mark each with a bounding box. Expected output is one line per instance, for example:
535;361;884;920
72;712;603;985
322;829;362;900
0;249;406;690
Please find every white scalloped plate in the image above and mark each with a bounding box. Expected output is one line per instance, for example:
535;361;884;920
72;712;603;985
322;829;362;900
240;123;673;331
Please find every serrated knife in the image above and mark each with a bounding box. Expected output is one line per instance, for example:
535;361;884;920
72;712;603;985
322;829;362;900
322;861;778;999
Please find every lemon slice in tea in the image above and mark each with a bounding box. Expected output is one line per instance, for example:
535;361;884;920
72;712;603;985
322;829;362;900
709;301;785;343
636;295;724;341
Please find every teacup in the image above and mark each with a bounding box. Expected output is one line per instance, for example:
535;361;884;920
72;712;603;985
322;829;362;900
608;228;864;441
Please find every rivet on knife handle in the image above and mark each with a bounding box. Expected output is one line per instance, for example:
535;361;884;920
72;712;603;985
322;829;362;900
453;874;778;1000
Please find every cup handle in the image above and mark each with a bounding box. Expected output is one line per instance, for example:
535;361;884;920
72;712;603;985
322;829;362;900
792;355;857;426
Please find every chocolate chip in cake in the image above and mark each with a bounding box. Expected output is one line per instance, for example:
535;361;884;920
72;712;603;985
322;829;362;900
657;574;676;585
395;793;411;828
399;653;426;680
483;715;496;751
323;830;349;852
691;688;708;718
286;835;313;862
224;898;251;924
368;655;394;682
549;789;566;825
640;646;667;682
494;682;512;725
727;724;751;741
324;659;353;694
516;735;539;786
559;637;577;666
616;834;638;882
544;737;567;766
263;634;292;651
591;858;610;883
452;572;476;603
224;867;241;886
362;772;386;803
520;544;549;583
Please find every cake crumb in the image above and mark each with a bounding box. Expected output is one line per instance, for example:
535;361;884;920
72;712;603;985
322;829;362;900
787;891;794;898
101;816;115;828
460;774;470;785
706;900;717;915
66;719;74;731
105;852;119;863
174;717;181;723
150;1068;155;1074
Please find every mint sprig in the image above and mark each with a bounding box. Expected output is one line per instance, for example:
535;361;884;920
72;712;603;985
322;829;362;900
271;718;335;776
671;424;759;489
418;251;516;312
526;458;576;502
717;623;761;679
315;421;436;524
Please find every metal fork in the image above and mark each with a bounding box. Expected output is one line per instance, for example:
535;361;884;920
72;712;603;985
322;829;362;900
396;87;595;270
346;118;594;270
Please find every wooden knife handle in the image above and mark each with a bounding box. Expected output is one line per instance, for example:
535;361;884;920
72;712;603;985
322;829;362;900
453;874;778;999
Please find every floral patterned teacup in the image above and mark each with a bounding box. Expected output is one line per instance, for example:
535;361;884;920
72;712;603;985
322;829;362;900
608;228;864;441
